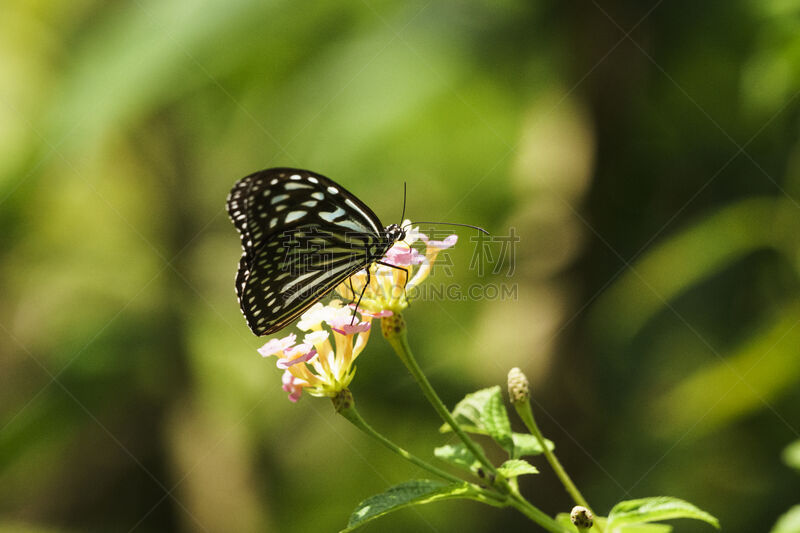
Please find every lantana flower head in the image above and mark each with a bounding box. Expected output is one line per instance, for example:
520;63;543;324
258;300;373;402
335;220;457;315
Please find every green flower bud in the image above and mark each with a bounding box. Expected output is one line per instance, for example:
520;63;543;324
570;506;594;530
507;367;530;404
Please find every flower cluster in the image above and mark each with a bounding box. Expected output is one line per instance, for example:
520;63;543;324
258;301;373;402
258;222;457;402
334;220;457;315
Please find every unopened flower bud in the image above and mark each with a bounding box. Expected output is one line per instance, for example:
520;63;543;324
381;313;406;339
332;389;354;413
570;506;594;530
507;367;529;404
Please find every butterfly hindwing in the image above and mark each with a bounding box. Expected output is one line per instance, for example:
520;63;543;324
227;168;392;335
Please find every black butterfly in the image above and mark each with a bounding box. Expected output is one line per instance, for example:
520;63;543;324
227;168;406;336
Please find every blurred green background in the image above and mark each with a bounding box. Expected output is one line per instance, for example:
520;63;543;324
2;1;799;532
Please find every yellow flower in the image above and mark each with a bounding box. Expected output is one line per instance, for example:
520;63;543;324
258;301;373;402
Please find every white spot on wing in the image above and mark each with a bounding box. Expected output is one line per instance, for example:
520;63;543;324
320;207;346;222
337;219;370;233
285;210;307;223
285;182;313;191
345;198;381;233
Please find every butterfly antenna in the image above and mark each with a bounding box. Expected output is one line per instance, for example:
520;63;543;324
400;181;407;223
408;221;490;235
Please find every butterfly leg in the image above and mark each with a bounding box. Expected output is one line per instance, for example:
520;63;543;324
375;261;408;288
350;268;370;325
375;260;411;307
348;277;357;299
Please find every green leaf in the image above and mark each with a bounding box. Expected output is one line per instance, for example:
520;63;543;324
341;480;479;532
771;505;800;533
497;459;538;478
617;525;672;533
484;388;514;454
607;497;719;531
439;386;514;455
433;443;481;472
513;433;555;456
441;387;498;432
782;440;800;472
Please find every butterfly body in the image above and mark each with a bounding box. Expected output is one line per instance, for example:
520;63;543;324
227;168;404;336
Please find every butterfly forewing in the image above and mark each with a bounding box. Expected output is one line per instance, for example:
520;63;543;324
226;168;393;336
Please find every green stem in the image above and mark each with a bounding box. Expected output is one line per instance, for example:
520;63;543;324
508;492;573;533
379;317;570;532
515;401;603;532
337;397;463;484
336;393;571;529
384;325;497;475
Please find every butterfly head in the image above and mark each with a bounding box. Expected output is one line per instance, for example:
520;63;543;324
385;223;406;243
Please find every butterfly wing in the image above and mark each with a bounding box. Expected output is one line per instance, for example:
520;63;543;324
226;168;391;335
240;224;387;335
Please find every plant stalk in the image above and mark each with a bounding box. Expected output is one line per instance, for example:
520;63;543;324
515;400;603;532
336;394;463;484
384;322;497;475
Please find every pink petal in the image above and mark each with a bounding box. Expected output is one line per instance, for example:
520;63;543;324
333;323;371;335
277;348;317;369
258;333;297;357
384;246;425;266
329;315;371;335
423;234;458;250
281;371;304;402
357;308;393;318
285;343;313;357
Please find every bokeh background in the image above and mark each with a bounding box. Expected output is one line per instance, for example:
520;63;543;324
2;1;799;532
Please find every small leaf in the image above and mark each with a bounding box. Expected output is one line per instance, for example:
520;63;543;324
513;433;555;457
771;505;800;533
433;443;481;472
498;459;538;478
607;497;719;531
617;525;673;533
439;386;514;454
341;480;479;532
441;387;500;432
484;388;514;454
782;440;800;472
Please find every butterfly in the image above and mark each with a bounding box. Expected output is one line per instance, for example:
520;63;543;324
227;168;406;336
